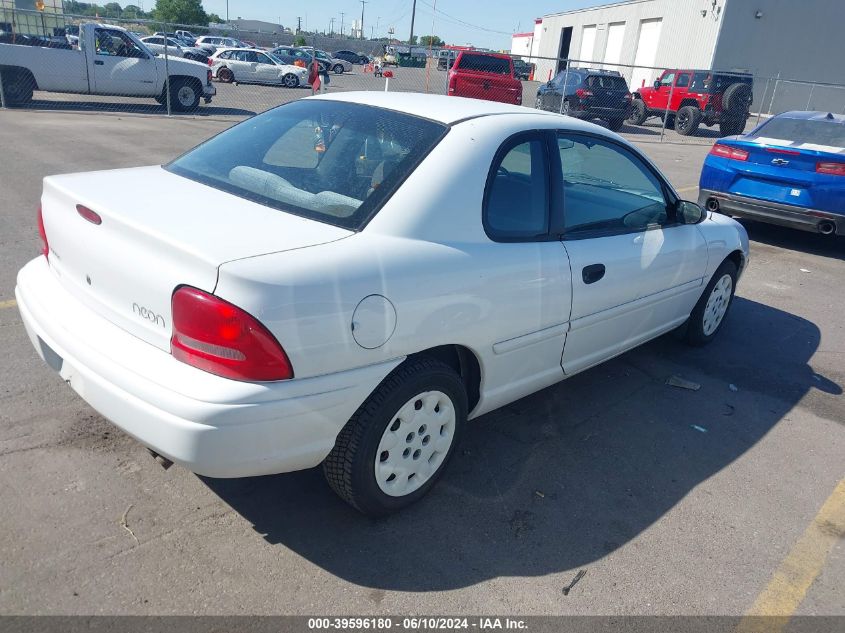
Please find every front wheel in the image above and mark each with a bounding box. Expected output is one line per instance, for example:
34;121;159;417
282;73;300;88
675;105;702;136
169;78;201;111
686;260;738;346
333;64;344;75
627;99;647;125
323;358;467;516
535;95;543;110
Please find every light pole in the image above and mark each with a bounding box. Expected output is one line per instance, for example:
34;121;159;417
359;0;367;40
340;12;345;36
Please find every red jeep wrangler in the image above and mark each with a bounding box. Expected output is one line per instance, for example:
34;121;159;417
628;69;753;136
448;51;522;105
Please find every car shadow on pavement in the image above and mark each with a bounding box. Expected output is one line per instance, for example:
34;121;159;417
739;219;845;260
203;296;838;591
20;99;256;117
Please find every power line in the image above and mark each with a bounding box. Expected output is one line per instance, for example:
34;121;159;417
417;0;512;36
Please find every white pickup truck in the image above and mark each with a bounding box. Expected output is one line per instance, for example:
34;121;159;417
0;23;215;111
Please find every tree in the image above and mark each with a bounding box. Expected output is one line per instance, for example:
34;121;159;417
103;2;122;16
153;0;208;27
207;13;225;24
408;34;418;45
419;35;444;47
294;35;306;46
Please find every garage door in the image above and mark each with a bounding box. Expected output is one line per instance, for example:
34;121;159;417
603;22;625;71
630;18;662;91
579;25;597;63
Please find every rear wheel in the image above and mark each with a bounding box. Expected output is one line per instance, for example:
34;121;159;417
1;69;35;105
719;116;746;137
606;117;625;131
332;64;344;74
675;105;702;136
627;99;647;125
323;358;467;516
535;95;543;110
686;260;738;346
217;67;234;83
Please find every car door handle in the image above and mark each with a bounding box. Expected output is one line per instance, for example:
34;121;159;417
94;60;104;65
582;263;606;285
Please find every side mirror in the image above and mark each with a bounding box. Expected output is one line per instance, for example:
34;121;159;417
677;200;704;224
653;80;661;89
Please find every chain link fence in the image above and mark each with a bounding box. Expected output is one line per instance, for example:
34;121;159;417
2;8;844;145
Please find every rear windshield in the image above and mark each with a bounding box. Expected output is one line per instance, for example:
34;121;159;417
167;100;447;230
749;117;845;149
457;53;511;75
587;75;628;90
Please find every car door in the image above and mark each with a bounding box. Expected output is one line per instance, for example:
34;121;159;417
555;132;708;375
228;50;257;81
254;52;280;83
479;132;572;410
91;27;158;96
647;70;674;112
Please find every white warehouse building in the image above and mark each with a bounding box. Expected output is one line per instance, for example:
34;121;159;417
517;0;845;114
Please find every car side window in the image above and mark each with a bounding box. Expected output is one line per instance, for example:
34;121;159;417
484;137;549;241
676;73;691;88
217;50;231;60
557;134;670;236
659;72;675;87
256;53;273;64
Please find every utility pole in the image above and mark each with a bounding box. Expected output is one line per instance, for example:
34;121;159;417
226;0;229;23
340;12;345;36
359;0;368;40
330;18;335;36
296;16;301;34
409;0;417;45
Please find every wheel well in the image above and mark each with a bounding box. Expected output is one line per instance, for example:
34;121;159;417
0;65;38;90
170;75;202;91
725;249;745;273
679;99;700;109
631;93;643;101
408;345;481;414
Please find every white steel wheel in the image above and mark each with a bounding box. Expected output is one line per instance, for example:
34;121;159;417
323;357;468;516
177;85;195;107
375;391;456;497
702;274;733;336
686;259;738;346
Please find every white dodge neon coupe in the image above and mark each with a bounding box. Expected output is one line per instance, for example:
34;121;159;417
16;92;749;515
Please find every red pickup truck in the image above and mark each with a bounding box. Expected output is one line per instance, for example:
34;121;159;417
448;51;522;105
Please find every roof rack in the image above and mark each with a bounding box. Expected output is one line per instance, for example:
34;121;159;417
569;67;622;76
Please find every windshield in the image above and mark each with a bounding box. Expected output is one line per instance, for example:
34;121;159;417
266;53;286;65
167;100;448;230
749;117;845;149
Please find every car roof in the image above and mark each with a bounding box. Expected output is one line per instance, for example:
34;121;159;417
775;111;845;123
311;91;562;125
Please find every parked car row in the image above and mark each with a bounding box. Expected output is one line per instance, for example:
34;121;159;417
210;48;308;88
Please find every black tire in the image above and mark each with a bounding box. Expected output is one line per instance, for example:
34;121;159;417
606;117;625;131
719;116;746;137
722;82;752;113
1;69;35;105
323;358;467;516
686;259;738;346
332;64;344;75
168;78;201;112
282;73;299;88
627;98;648;125
217;67;234;83
675;105;702;136
535;95;544;110
561;99;572;116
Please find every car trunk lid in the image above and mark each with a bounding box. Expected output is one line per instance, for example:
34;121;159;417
40;165;352;352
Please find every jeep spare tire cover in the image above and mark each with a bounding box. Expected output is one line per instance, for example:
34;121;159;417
723;82;752;112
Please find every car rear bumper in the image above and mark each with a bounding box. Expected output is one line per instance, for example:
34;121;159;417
571;106;629;121
698;189;844;234
203;83;216;98
16;257;400;478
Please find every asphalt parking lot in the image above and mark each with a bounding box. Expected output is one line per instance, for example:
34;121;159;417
0;107;843;617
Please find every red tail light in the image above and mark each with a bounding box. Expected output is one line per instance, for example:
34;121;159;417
816;161;845;176
575;88;593;98
710;143;749;161
37;204;49;258
171;286;293;381
76;204;102;225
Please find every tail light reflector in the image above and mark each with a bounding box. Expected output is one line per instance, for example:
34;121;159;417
37;204;49;259
76;204;102;225
816;161;845;176
710;143;749;161
575;88;593;98
171;286;293;381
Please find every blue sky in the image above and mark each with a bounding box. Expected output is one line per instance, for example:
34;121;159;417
194;0;608;49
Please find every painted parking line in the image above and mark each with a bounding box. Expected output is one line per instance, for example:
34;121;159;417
676;185;699;193
0;299;17;310
737;479;845;633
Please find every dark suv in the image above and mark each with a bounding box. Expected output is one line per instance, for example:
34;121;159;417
535;68;632;131
629;69;753;136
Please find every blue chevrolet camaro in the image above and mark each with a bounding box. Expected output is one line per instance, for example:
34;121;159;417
699;111;844;235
